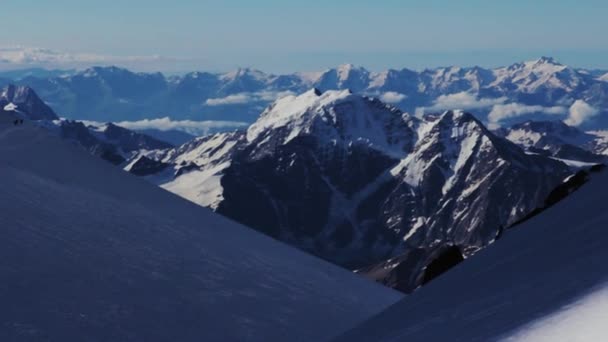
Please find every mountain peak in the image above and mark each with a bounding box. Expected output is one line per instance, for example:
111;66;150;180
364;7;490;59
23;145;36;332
246;88;408;149
336;63;368;80
311;87;323;96
0;85;58;120
80;66;132;78
247;88;354;142
222;67;269;81
536;56;559;65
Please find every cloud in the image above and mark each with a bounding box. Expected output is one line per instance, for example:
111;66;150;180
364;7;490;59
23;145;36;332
112;117;248;136
205;94;252;106
564;100;599;126
0;46;175;70
205;91;295;106
488;103;567;125
416;92;507;116
380;92;407;104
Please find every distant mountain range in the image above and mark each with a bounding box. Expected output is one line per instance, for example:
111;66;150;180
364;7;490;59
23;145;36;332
2;57;608;131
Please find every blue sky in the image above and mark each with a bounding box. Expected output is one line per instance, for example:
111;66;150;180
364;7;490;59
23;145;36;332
1;0;607;72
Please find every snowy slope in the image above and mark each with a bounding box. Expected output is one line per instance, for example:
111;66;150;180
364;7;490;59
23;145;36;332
128;131;245;209
0;122;401;342
334;167;608;342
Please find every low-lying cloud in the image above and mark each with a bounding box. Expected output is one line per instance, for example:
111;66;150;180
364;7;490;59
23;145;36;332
379;92;407;104
488;103;568;126
0;46;176;71
205;94;252;106
564;100;599;126
114;117;248;136
416;92;507;116
205;91;295;106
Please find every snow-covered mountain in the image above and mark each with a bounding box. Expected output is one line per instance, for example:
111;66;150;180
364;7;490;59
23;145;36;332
0;120;401;341
497;120;608;162
1;85;174;165
490;57;587;94
129;89;572;291
333;165;608;342
53;120;174;165
315;64;372;92
4;58;608;131
0;85;58;120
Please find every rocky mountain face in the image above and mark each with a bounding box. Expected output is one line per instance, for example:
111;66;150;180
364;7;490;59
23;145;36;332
3;58;608;130
334;166;608;342
128;89;572;291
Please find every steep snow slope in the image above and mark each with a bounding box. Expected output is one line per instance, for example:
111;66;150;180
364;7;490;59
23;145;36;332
334;167;608;342
0;123;401;342
128;131;245;209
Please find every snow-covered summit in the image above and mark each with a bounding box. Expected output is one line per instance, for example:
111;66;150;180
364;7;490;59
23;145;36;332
220;67;271;82
247;88;351;141
316;64;372;92
491;57;584;93
246;88;419;160
336;63;368;82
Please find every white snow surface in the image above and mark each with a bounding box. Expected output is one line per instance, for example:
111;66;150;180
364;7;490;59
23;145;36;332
3;102;18;111
247;88;353;143
246;89;413;158
0;123;401;342
501;285;608;342
134;132;243;209
335;168;608;341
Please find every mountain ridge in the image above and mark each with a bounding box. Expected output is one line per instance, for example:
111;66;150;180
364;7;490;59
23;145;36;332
4;57;608;131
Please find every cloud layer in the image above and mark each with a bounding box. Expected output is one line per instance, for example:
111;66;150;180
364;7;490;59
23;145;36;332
488;103;568;125
113;117;248;136
416;92;507;116
0;46;175;70
205;91;295;106
413;92;599;128
379;92;407;104
205;94;252;106
564;100;599;126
